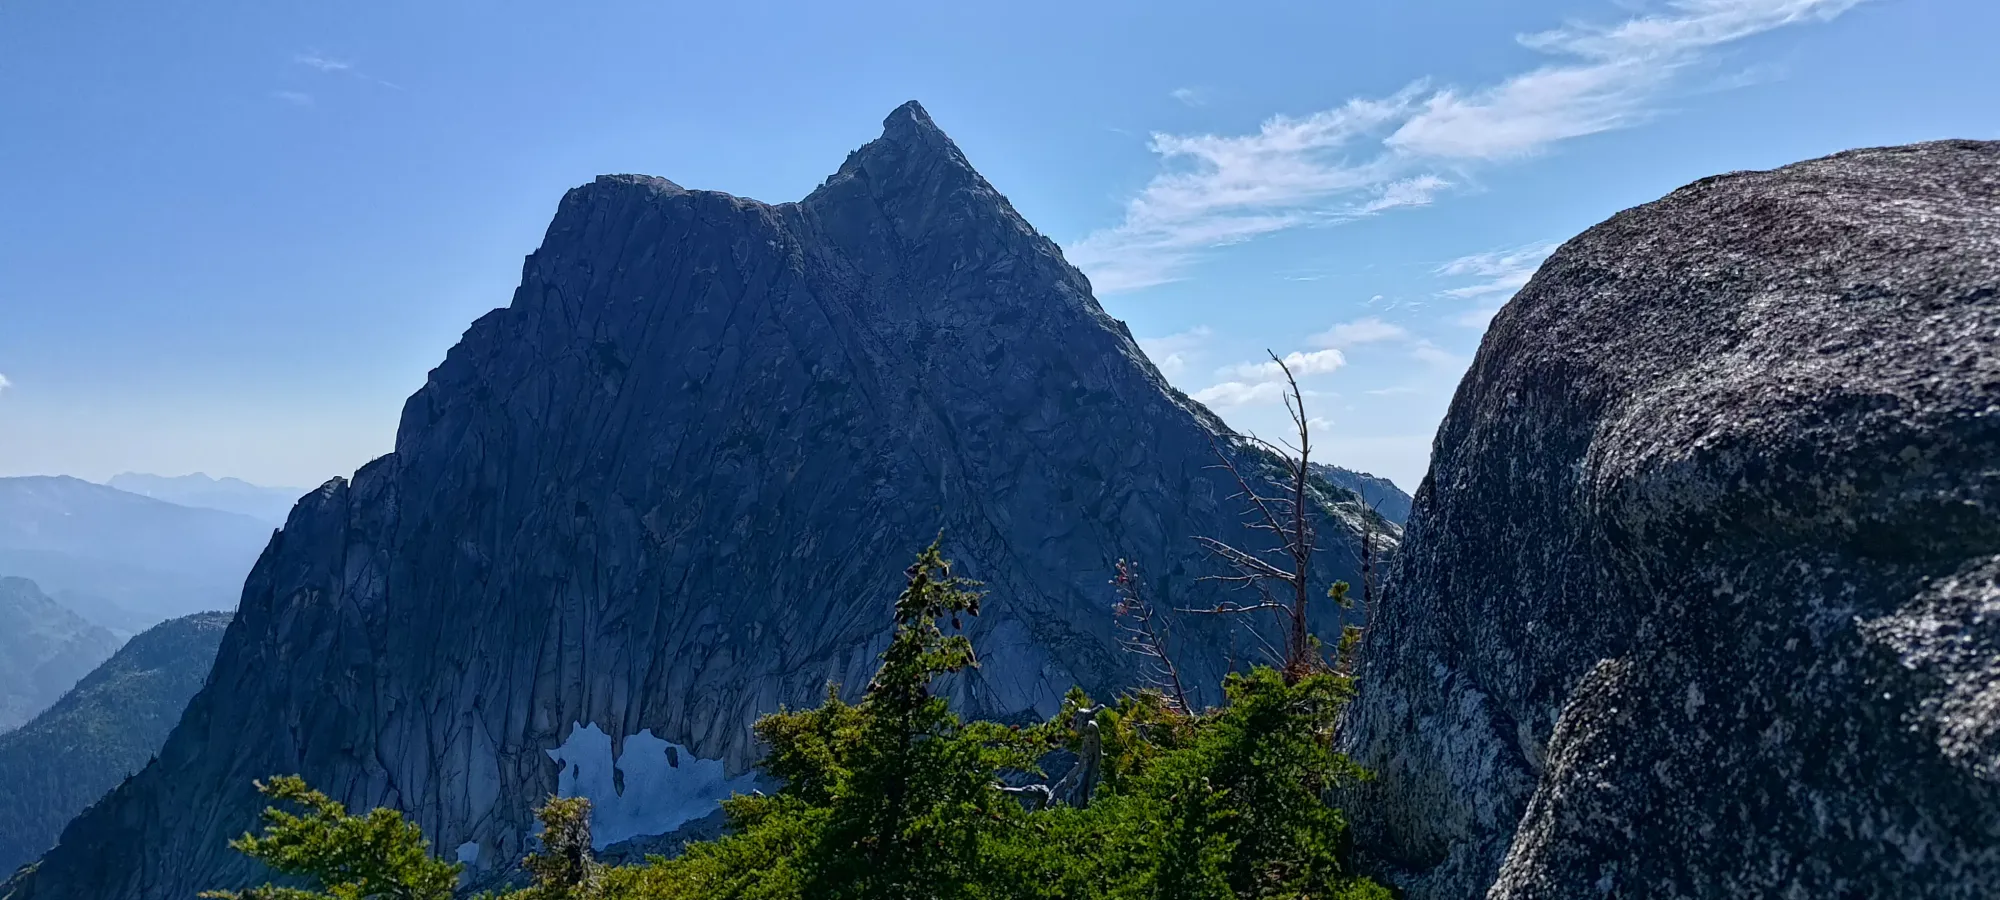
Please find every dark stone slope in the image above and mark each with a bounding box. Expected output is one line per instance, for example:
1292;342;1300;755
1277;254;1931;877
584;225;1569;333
0;611;230;875
1343;140;2000;898
4;102;1392;899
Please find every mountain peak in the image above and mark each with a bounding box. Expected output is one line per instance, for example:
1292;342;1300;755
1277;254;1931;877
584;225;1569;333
817;100;971;191
802;99;1057;263
880;100;940;141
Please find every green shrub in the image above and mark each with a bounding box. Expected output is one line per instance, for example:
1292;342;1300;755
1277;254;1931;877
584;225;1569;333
199;775;460;900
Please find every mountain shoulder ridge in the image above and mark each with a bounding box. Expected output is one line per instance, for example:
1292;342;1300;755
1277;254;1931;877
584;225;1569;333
0;577;122;734
0;610;231;875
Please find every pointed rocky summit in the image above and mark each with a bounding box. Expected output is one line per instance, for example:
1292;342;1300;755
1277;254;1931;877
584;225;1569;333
4;103;1394;898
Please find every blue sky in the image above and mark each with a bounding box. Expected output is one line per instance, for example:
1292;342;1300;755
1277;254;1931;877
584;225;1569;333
0;0;1993;492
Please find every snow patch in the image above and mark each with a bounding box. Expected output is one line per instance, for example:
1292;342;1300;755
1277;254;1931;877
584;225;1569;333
545;722;760;848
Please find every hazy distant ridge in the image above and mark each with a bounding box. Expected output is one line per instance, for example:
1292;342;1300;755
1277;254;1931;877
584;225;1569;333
0;476;273;632
106;472;303;525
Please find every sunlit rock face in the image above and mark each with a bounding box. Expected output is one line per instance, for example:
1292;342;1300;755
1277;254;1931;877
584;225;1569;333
1343;140;2000;899
6;102;1394;900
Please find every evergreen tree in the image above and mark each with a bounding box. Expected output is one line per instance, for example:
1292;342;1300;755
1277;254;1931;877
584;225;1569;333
595;538;1046;900
199;775;460;900
762;538;1041;899
514;796;602;900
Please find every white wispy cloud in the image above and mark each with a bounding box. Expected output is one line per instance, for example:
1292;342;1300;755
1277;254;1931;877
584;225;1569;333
1193;343;1350;409
1066;90;1428;293
1435;240;1562;326
1137;325;1214;377
292;51;402;90
293;53;351;73
1069;0;1862;293
1436;240;1561;298
1311;316;1409;348
0;374;11;394
1192;380;1291;408
1356;174;1451;215
1171;87;1205;107
270;90;314;106
1388;0;1862;159
1219;348;1348;382
1409;339;1466;369
1193;314;1468;407
1192;314;1421;407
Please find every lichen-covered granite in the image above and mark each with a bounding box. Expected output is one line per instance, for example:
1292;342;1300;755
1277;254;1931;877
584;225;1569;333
1342;140;2000;899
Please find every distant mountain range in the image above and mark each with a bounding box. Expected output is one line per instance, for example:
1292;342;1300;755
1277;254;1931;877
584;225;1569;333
0;610;230;876
0;577;122;734
105;473;303;526
0;477;275;633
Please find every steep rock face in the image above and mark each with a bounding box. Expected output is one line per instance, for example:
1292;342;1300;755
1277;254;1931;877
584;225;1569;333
1343;140;2000;898
7;103;1390;899
0;577;122;733
0;611;230;874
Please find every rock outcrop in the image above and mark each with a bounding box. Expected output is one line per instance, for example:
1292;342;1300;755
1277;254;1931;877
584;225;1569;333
0;611;230;874
1343;140;2000;898
4;102;1391;899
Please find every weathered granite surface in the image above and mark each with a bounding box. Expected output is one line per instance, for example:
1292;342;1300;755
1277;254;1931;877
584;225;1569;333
1342;140;2000;898
3;102;1393;899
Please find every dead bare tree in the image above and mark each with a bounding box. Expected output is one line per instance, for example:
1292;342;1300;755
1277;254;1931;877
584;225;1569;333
1180;351;1326;684
1111;558;1191;714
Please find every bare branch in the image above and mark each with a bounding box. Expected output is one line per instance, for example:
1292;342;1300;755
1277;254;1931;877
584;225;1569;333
1208;437;1296;555
1111;560;1191;714
1192;536;1295;581
1239;619;1285;666
1178;601;1288;615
